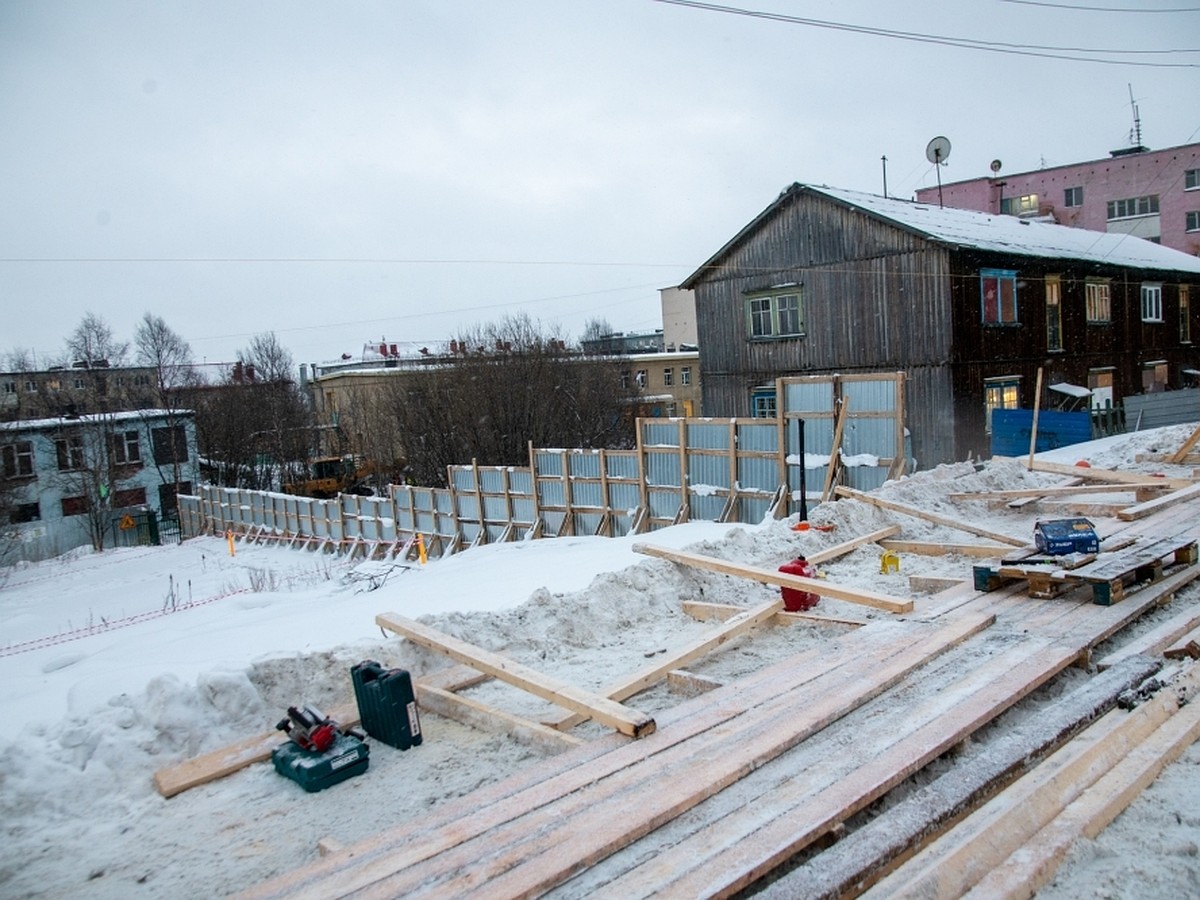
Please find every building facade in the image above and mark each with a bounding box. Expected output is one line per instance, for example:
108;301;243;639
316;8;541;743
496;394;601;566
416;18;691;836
682;183;1200;468
915;142;1200;256
1;409;198;561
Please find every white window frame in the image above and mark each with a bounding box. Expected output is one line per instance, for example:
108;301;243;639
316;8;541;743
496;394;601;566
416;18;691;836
3;441;35;479
1186;168;1199;190
662;367;673;387
1064;186;1083;208
1141;283;1163;323
1106;195;1159;220
1187;211;1200;233
680;367;691;386
56;435;85;471
112;429;141;465
750;388;777;419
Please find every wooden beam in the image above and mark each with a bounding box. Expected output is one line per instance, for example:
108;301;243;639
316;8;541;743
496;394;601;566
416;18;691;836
1021;457;1194;490
806;524;902;564
866;666;1200;899
682;600;868;628
835;486;1027;547
769;655;1163;900
152;664;490;799
1170;422;1200;465
1096;607;1200;670
966;674;1200;898
634;542;914;613
152;701;360;799
1028;366;1043;468
1116;481;1200;521
821;395;850;503
666;670;724;696
879;539;1013;558
416;684;583;753
376;612;657;738
949;482;1167;501
544;598;785;730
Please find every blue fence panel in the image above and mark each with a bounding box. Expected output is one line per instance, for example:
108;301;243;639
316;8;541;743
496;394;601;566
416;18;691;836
991;409;1092;457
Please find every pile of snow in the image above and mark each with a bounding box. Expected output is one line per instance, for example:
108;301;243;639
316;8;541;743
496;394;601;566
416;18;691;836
1;424;1198;897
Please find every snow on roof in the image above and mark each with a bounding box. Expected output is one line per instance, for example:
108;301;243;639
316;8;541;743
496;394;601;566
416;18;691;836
808;184;1200;274
0;409;190;433
683;183;1200;286
1049;383;1092;398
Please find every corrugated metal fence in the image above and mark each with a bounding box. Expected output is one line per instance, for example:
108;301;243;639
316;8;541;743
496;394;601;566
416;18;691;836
178;373;906;560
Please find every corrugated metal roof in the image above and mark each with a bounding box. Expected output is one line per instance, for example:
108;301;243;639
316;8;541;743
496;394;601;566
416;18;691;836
682;182;1200;287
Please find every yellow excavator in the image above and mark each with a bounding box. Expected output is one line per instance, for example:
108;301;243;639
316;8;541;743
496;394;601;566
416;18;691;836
282;455;379;499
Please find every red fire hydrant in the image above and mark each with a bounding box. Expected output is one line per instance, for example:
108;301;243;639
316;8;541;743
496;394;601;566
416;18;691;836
778;555;819;611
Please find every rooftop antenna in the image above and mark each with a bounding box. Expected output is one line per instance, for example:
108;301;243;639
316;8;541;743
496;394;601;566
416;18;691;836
1128;83;1143;148
925;136;952;207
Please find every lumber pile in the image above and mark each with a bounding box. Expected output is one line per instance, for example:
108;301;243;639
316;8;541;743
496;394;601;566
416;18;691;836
226;471;1200;898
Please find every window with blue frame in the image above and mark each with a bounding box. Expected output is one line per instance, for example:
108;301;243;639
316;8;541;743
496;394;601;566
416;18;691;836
980;269;1018;325
750;388;777;419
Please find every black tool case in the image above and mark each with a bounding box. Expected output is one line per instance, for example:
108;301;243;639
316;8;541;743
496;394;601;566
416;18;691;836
352;660;424;750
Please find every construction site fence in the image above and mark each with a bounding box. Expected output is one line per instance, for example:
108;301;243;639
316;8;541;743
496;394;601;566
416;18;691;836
176;373;907;560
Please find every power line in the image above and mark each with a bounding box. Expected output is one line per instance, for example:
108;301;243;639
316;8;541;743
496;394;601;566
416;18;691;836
649;0;1200;67
998;0;1200;12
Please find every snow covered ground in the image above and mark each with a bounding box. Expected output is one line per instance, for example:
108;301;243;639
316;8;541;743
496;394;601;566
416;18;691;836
1;424;1199;897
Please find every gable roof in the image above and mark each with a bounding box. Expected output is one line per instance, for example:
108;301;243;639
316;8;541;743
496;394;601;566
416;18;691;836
682;182;1200;288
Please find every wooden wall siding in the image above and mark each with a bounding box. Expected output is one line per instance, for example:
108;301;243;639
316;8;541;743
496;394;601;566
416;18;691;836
694;192;954;468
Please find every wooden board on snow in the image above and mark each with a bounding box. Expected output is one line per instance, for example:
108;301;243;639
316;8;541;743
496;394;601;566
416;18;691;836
376;612;657;738
633;542;914;613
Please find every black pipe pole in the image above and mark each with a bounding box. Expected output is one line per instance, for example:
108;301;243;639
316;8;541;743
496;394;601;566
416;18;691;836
797;417;808;522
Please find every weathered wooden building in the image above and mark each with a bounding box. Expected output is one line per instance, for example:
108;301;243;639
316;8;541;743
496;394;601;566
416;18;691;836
681;183;1200;467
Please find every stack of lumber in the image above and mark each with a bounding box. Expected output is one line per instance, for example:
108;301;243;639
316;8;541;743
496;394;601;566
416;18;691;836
226;463;1200;899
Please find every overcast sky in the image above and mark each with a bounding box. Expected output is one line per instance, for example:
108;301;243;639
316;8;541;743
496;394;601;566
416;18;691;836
2;0;1197;371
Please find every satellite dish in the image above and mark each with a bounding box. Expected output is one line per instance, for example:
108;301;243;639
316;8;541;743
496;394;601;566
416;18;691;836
990;159;1002;174
926;136;952;165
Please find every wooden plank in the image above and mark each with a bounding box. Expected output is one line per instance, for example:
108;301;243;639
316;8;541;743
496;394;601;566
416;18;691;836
152;701;360;799
820;395;851;503
368;612;996;900
415;684;583;753
666;670;723;696
1117;481;1200;521
761;655;1164;900
606;637;1083;899
864;666;1200;900
966;675;1200;900
949;483;1165;501
834;486;1027;547
806;524;903;564
879;539;1013;558
1021;457;1193;490
1169;422;1200;464
682;599;868;628
1028;366;1043;467
376;612;657;738
248;612;995;900
1095;605;1200;670
634;542;914;613
543;598;785;731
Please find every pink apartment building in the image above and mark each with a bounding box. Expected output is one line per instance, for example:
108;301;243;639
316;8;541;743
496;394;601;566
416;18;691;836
915;142;1200;257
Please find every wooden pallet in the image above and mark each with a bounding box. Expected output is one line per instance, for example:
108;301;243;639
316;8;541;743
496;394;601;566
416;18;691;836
973;534;1198;605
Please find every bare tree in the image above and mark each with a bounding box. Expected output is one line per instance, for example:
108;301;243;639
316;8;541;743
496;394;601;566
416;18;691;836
4;348;39;372
65;312;129;367
133;314;201;514
385;314;636;486
580;316;615;344
241;332;295;384
48;414;144;552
